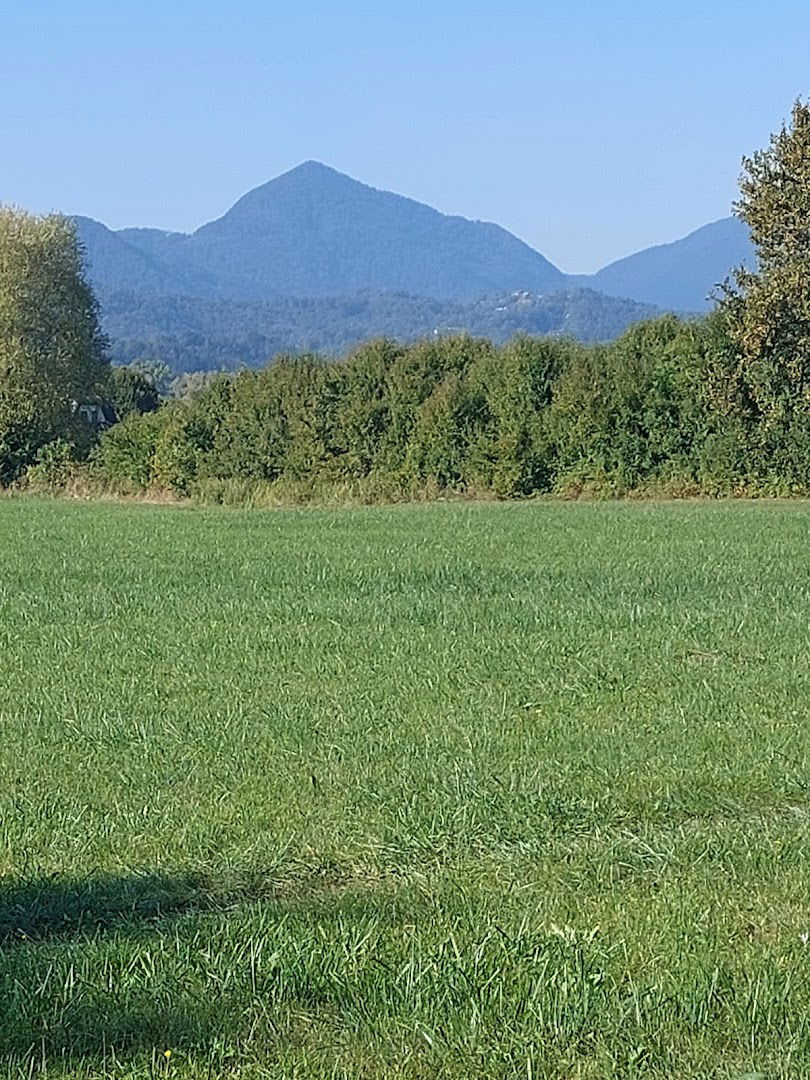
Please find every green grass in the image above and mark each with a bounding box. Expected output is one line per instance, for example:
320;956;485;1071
1;498;810;1078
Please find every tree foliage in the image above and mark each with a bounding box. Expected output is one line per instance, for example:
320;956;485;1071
721;99;810;485
105;366;161;419
94;323;736;500
0;208;109;480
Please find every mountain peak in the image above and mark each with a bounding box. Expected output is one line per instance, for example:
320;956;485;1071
288;159;343;176
74;161;750;314
592;216;753;311
273;160;349;184
247;160;361;198
207;160;371;225
181;162;564;300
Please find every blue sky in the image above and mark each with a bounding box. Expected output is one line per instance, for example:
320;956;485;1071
2;1;808;271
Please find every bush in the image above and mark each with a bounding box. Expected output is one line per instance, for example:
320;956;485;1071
93;410;167;492
548;317;717;492
87;315;808;504
22;439;78;492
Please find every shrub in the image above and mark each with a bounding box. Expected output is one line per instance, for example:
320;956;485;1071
22;439;78;492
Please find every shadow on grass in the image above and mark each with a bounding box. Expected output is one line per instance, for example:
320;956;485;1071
0;870;213;944
0;868;386;1067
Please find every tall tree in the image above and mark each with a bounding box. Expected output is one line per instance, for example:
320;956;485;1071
720;100;810;470
0;208;109;481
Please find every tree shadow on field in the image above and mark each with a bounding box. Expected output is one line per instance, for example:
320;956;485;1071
0;870;212;945
0;867;388;1068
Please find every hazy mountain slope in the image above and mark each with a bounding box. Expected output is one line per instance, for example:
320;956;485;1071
76;163;751;314
117;227;190;260
99;287;661;372
582;217;754;311
75;217;215;297
75;216;181;295
118;161;566;300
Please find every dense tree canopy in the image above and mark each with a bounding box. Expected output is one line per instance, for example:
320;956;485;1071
721;99;810;482
0;209;109;480
105;366;161;420
98;288;661;374
94;322;734;500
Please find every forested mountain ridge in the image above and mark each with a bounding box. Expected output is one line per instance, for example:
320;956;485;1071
100;287;660;372
582;217;754;312
75;162;752;312
75;217;217;297
79;162;566;301
71;161;752;370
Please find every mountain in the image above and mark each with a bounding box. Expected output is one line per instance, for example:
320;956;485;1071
75;216;181;295
69;162;757;372
100;287;660;373
184;161;567;299
76;217;216;297
581;217;755;312
75;165;755;314
72;162;760;313
79;162;565;301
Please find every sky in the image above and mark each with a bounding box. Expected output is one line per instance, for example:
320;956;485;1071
2;1;808;273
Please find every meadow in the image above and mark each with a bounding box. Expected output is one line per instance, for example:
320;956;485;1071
1;498;810;1079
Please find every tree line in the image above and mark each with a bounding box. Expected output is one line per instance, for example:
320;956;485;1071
98;286;659;374
3;101;810;502
88;312;792;501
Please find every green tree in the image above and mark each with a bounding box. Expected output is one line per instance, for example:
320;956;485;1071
721;99;810;485
471;336;568;496
548;317;718;494
169;369;230;401
106;365;161;419
0;208;109;481
126;358;172;397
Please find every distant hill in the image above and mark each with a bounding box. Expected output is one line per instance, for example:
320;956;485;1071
78;162;565;301
76;216;217;297
579;217;754;312
75;165;754;313
100;287;661;373
75;217;181;295
69;161;757;371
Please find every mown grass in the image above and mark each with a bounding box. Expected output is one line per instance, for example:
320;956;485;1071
1;498;810;1078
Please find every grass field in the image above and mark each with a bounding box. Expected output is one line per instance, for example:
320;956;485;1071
1;498;810;1078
